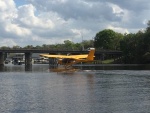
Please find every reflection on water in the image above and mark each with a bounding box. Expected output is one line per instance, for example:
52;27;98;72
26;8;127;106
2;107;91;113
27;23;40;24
1;64;150;72
0;64;50;72
75;64;150;70
0;64;150;113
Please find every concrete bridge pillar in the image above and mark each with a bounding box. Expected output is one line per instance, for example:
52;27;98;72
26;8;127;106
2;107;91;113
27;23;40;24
0;52;4;65
49;57;58;69
25;52;32;71
25;52;32;65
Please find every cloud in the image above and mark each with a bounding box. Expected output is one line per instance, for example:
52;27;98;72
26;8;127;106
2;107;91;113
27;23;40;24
107;25;129;34
0;0;30;44
106;0;150;11
27;0;118;21
25;0;128;40
0;39;17;47
0;0;150;47
16;4;54;29
26;0;133;33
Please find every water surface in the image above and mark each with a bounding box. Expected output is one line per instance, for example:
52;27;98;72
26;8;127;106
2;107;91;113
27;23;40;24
0;64;150;113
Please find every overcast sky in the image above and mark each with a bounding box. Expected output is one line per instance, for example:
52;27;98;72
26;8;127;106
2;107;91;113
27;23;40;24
0;0;150;47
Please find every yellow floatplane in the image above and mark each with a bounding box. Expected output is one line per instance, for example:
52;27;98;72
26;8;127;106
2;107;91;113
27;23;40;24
40;48;95;72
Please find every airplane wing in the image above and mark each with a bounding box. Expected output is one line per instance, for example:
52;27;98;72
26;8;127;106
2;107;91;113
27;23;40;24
40;54;88;59
40;48;95;60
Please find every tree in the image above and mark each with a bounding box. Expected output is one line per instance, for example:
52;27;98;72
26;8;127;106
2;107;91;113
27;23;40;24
120;31;146;63
146;20;150;32
35;45;41;49
24;45;34;49
94;29;123;50
12;45;21;49
120;33;137;63
64;40;74;50
0;46;10;49
81;40;94;49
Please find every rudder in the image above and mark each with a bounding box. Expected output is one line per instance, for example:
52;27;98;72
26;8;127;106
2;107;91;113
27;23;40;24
87;48;95;61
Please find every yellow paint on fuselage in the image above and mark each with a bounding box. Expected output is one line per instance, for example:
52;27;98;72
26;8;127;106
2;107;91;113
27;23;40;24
40;48;95;72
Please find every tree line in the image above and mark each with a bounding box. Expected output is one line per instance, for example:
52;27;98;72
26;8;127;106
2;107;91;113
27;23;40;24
94;21;150;64
0;40;94;51
1;21;150;64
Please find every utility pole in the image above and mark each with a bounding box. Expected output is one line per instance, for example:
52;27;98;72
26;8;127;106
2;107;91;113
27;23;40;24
81;33;84;51
92;37;94;47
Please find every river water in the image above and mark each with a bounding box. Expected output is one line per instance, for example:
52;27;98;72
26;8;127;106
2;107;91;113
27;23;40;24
0;64;150;113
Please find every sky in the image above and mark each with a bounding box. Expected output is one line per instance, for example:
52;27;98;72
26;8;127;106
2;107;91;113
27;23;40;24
0;0;150;47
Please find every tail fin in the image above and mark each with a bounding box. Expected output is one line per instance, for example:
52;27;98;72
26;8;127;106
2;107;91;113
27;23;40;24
87;48;95;61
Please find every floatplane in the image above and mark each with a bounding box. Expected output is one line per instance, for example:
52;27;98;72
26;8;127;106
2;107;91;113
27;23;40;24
40;48;95;72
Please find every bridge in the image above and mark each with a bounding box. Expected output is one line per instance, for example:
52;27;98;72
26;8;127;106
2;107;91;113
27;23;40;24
0;49;122;68
0;49;122;54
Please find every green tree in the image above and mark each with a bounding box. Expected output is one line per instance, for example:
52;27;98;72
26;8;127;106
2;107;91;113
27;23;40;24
73;43;81;50
24;45;34;49
120;33;137;63
0;46;10;49
120;30;146;63
94;29;123;50
12;45;21;49
82;40;94;49
35;45;42;49
146;20;150;32
64;40;74;50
